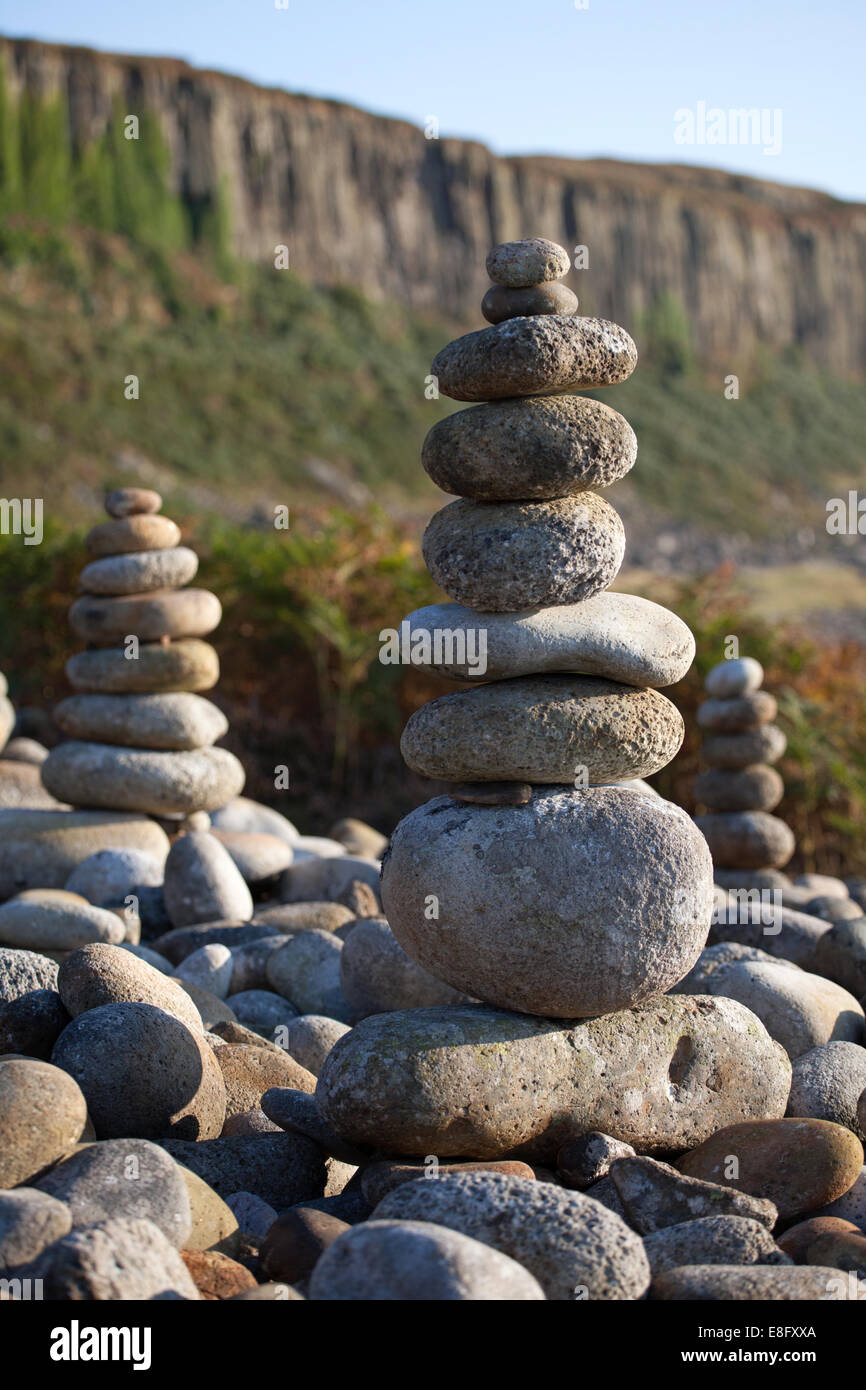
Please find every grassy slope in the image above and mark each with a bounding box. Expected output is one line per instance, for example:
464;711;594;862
1;222;864;539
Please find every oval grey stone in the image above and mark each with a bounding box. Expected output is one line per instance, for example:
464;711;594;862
702;725;787;769
163;832;254;929
309;1217;546;1300
0;890;126;950
431;315;637;401
787;1042;866;1137
422;395;635;500
370;1169;650;1301
705;657;764;698
422;494;625;612
42;743;245;817
340;917;467;1019
649;1263;862;1300
315;996;791;1162
381;788;713;1017
69;588;221;645
481;280;578;324
85;514;180;557
285;1015;350;1077
66;639;220;694
35;1138;192;1246
26;1215;200;1300
642;1217;791;1276
266;929;350;1021
0;809;169;898
694;765;784;812
400;676;684;783
400;592;695;688
79;546;199;595
55;692;228;751
0;1188;72;1269
697;810;795;870
697;692;778;731
486;237;571;287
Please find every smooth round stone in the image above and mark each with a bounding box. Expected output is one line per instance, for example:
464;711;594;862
399;593;698;690
51;1000;226;1140
796;872;850;898
253;902;355;935
42;743;245;817
697;692;777;732
0;1058;88;1187
79;546;199;596
481;280;578;325
328;818;389;858
180;1247;256;1298
650;1263;860;1300
210;797;299;844
676;945;864;1059
0;946;59;1004
642;1216;790;1276
104;487;162;518
163;832;254;928
0;1188;72;1268
0;809;169;898
808;895;864;924
805;1165;866;1230
694;765;783;812
557;1133;636;1190
381;787;712;1017
422;395;635;501
431;315;637;402
56;692;227;752
58;942;205;1033
813;920;866;999
316;996;791;1162
228;990;298;1035
697;810;795;869
787;1043;866;1137
69;588;221;646
265;930;349;1021
174;943;234;999
400;676;683;784
706;906;830;969
371;1169;650;1301
175;1166;241;1255
211;830;294;885
261;1086;365;1164
0;988;69;1059
35;1138;192;1246
486;237;571;287
27;1215;200;1300
66;638;219;694
0;889;126;951
705;657;764;698
280;855;381;906
340;917;467;1019
777;1215;862;1260
310;1217;545;1301
64;848;164;904
85;514;180;557
285;1016;350;1077
261;1207;350;1283
423;494;625;612
703;724;787;769
2;737;48;765
677;1118;864;1221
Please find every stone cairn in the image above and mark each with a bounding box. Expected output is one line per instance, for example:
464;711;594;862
41;488;245;819
313;239;792;1172
693;656;794;892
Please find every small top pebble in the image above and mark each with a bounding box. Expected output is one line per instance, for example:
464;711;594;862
704;656;764;699
486;237;570;288
104;488;163;519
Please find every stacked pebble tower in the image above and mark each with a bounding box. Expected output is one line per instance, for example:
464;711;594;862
694;655;794;890
41;488;245;818
313;240;792;1168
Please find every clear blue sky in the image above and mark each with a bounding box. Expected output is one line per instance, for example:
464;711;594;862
4;0;864;200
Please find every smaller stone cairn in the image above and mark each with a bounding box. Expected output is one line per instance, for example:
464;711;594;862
41;488;245;819
693;656;794;891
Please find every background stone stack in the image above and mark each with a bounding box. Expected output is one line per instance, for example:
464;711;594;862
312;240;793;1162
41;488;245;819
694;656;794;892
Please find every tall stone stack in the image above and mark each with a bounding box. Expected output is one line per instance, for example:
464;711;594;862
694;656;794;890
41;488;245;819
313;240;792;1167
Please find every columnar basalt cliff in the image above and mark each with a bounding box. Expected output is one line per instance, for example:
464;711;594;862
2;35;866;372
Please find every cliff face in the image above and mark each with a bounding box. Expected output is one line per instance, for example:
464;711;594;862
3;34;866;372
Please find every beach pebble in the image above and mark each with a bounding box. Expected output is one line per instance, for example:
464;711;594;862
284;1016;350;1076
705;657;764;698
0;988;70;1059
160;1133;326;1211
42;743;245;818
163;832;253;928
79;546;199;595
214;1043;315;1118
328;818;389;858
35;1138;192;1246
812;918;866;998
104;487;162;518
787;1042;866;1137
266;930;350;1021
180;1247;257;1299
225;1190;277;1239
423;494;625;612
211;830;293;886
210;796;299;844
85;514;180;557
607;1154;778;1233
51;1001;226;1140
0;1058;88;1188
27;1216;200;1300
481;280;578;324
66;639;220;695
486;237;571;286
227;989;298;1035
697;692;777;731
0;946;59;1004
702;725;787;769
0;1188;71;1269
279;855;380;905
261;1206;350;1283
649;1263;862;1300
696;811;795;869
174;943;234;999
340;917;467;1018
694;765;784;812
0;889;126;951
556;1133;637;1189
64;847;164;905
642;1217;791;1275
58;942;204;1034
56;692;228;752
